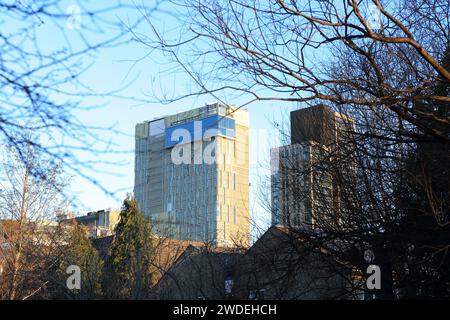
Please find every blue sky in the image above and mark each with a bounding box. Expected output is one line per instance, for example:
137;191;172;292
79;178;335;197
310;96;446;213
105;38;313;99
5;1;302;234
36;1;298;234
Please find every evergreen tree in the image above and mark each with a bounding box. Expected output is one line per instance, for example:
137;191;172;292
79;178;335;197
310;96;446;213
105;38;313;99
103;195;155;299
51;222;104;299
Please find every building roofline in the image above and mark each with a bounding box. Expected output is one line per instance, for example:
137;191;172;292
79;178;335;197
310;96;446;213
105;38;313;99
137;102;248;126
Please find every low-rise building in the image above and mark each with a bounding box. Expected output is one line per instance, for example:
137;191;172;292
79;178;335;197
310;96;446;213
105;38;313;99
151;226;355;300
152;244;243;300
231;226;352;299
91;235;208;290
89;225;357;300
61;209;120;239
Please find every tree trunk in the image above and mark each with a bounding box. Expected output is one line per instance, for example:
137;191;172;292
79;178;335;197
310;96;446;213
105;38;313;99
8;156;30;300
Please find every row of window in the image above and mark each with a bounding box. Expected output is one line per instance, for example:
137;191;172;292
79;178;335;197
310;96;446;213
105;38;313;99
165;219;216;242
167;163;217;210
218;170;237;190
218;204;237;224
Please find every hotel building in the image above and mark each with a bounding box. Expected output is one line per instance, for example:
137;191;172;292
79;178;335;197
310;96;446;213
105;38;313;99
134;103;250;246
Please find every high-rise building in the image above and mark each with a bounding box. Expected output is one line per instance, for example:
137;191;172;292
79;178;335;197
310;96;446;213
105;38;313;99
290;104;354;147
134;103;249;246
271;105;355;228
271;142;333;228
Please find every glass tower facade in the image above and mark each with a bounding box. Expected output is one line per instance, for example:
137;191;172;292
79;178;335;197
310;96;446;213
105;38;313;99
134;103;249;246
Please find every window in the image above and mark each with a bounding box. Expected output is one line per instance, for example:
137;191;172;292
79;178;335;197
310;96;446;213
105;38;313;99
233;207;237;224
202;222;206;240
224;277;234;295
194;190;198;206
248;289;266;300
198;206;202;225
187;191;191;209
190;210;195;225
303;146;309;160
232;172;236;190
205;208;209;239
211;192;216;208
194;223;197;240
228;140;235;159
227;205;230;222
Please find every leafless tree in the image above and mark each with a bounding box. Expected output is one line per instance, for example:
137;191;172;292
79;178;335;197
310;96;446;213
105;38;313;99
151;238;244;300
252;98;448;299
0;0;166;198
137;0;449;299
0;141;68;299
142;0;449;143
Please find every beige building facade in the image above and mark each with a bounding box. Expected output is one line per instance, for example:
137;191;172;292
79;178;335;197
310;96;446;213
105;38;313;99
135;103;250;247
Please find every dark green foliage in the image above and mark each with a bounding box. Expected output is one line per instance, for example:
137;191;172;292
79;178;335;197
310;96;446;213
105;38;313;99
103;195;155;299
51;223;103;299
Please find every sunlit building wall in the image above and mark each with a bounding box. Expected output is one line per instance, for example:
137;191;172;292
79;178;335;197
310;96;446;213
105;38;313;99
134;103;249;247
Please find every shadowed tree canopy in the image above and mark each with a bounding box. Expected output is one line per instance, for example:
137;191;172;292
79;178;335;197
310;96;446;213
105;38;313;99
103;196;155;299
138;0;450;299
50;222;104;299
